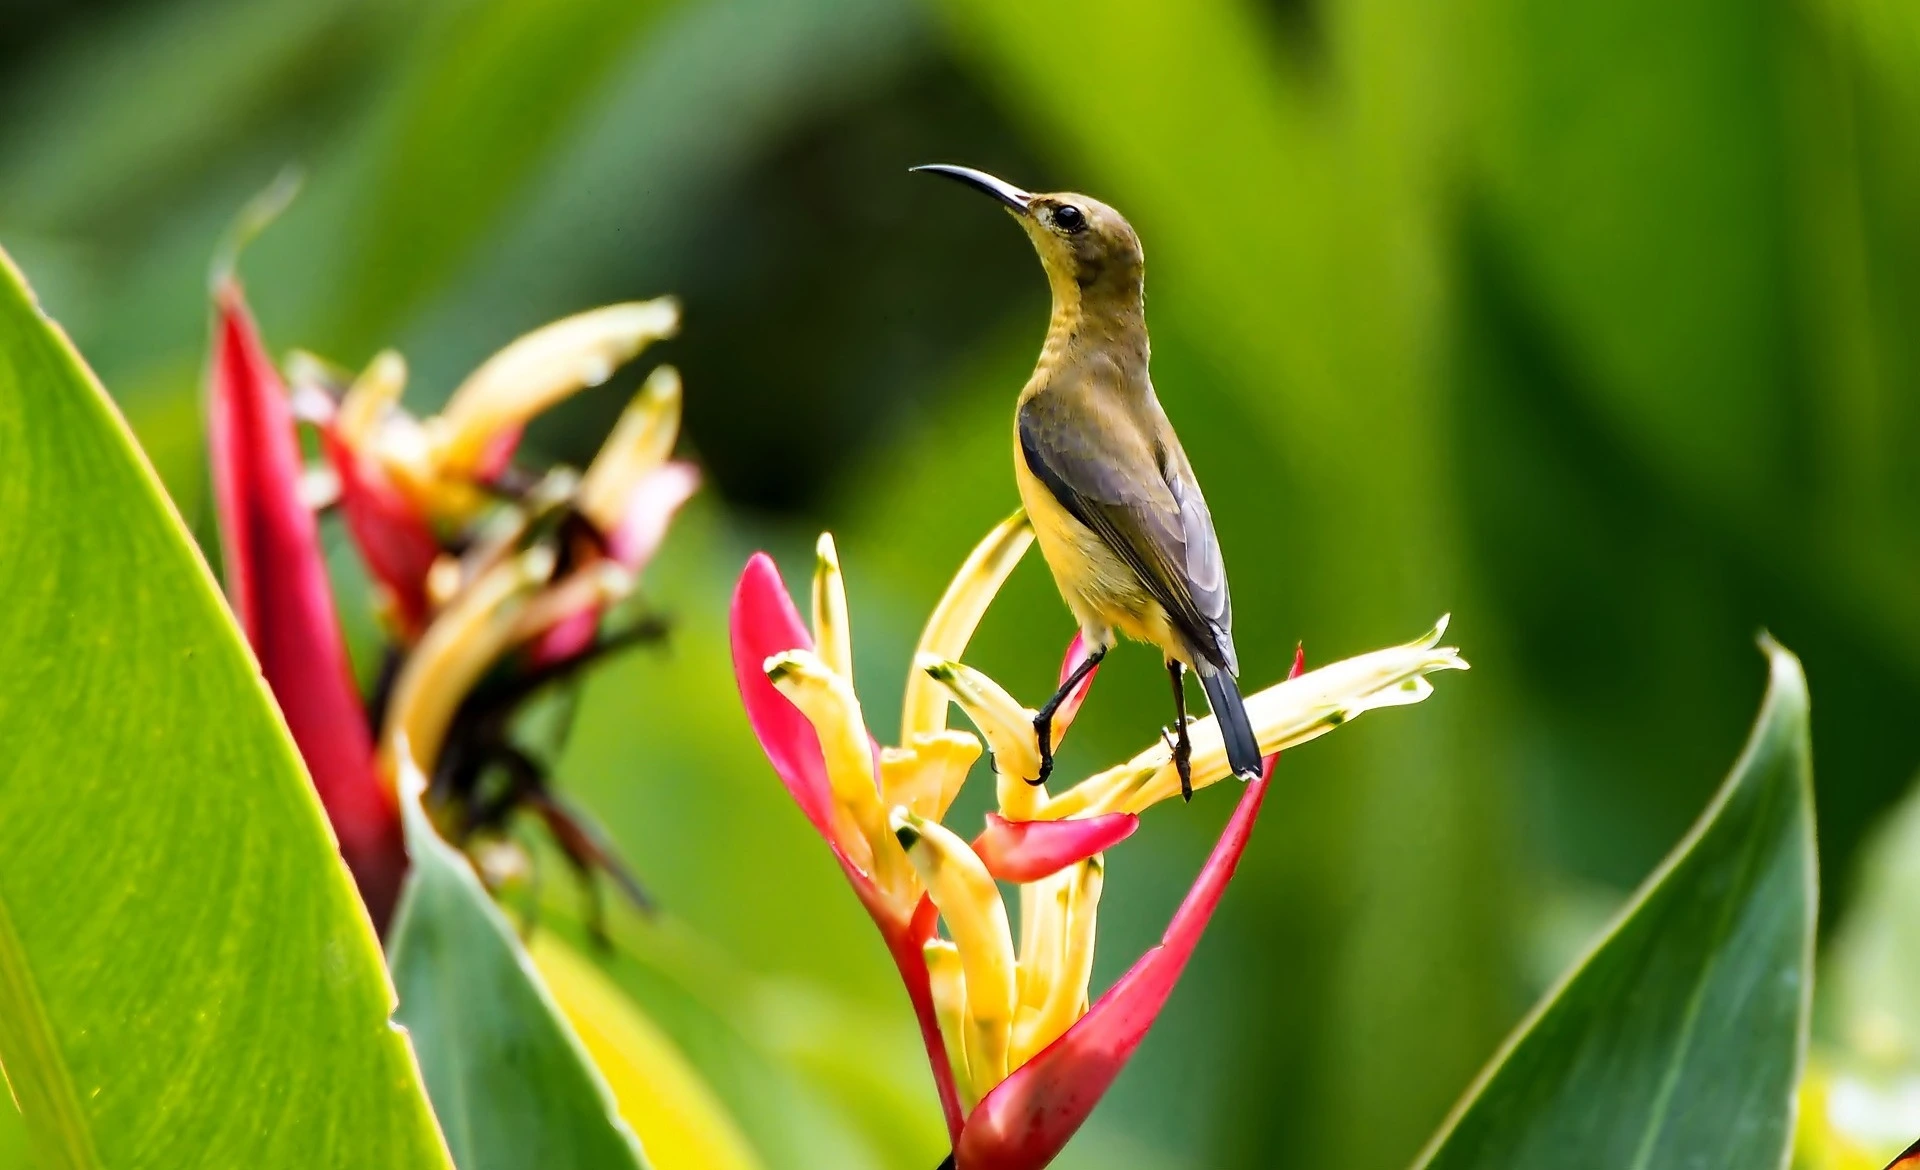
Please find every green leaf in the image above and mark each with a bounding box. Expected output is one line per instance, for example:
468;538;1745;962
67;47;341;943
387;782;650;1170
0;249;450;1167
1413;640;1816;1169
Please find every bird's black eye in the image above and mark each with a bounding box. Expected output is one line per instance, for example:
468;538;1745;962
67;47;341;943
1052;204;1087;234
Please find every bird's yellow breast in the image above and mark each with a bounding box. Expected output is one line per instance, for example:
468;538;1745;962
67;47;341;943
1012;428;1183;661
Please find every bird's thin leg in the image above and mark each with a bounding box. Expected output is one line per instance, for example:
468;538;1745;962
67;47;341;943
1168;659;1194;803
1030;644;1108;786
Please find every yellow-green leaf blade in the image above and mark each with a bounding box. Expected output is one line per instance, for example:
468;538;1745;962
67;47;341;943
1416;641;1816;1169
0;248;451;1168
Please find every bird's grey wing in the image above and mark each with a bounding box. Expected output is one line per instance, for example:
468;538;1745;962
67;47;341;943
1018;387;1237;673
1159;442;1236;672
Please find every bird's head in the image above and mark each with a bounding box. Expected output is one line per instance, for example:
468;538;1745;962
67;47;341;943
913;164;1144;315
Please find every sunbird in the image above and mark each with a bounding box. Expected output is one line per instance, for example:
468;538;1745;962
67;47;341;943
913;164;1261;800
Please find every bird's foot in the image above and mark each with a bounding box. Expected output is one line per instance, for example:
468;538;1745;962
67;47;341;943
1030;712;1054;787
1162;720;1194;803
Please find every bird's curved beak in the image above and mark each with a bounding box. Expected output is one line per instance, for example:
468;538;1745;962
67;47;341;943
911;164;1033;214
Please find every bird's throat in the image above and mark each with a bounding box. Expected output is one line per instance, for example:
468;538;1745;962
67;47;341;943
1040;284;1148;373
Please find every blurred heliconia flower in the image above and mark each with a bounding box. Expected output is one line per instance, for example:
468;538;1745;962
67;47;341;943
295;299;683;641
729;513;1467;1169
208;278;695;932
1794;1057;1920;1170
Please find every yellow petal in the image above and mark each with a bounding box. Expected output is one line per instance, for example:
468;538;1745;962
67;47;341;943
425;554;465;611
810;533;853;683
337;349;408;449
880;731;983;821
764;649;886;880
917;656;1045;817
531;935;765;1170
372;408;456;516
509;561;635;645
380;549;554;775
1014;870;1069;1013
890;809;1017;1100
1011;858;1102;1066
1048;618;1468;817
898;511;1032;742
576;366;682;532
431;299;681;476
922;939;975;1111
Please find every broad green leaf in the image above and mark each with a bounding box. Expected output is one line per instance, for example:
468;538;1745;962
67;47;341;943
0;1096;27;1169
387;783;650;1170
1414;641;1816;1169
0;249;450;1167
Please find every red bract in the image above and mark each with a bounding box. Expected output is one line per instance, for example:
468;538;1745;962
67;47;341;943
531;462;700;666
1049;632;1099;738
972;813;1137;884
207;280;405;928
320;426;438;639
729;553;967;1137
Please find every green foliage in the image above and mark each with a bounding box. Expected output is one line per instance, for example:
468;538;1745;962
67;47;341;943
0;249;449;1170
1416;642;1815;1169
389;791;649;1170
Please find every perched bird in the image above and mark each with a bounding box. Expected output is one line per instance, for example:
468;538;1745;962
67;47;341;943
912;164;1261;799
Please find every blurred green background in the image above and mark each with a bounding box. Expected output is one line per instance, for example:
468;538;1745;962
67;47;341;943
3;0;1917;1166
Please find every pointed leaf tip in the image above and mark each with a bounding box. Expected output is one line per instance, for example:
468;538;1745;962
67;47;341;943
389;755;649;1170
1411;640;1814;1170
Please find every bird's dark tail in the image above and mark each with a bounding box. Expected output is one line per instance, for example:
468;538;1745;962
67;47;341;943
1200;668;1263;781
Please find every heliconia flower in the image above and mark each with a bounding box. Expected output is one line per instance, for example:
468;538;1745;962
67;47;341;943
208;278;695;933
729;514;1467;1168
208;278;406;928
294;299;682;642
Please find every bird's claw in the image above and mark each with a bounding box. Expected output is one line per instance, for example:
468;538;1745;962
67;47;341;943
1162;722;1194;803
1030;713;1054;786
